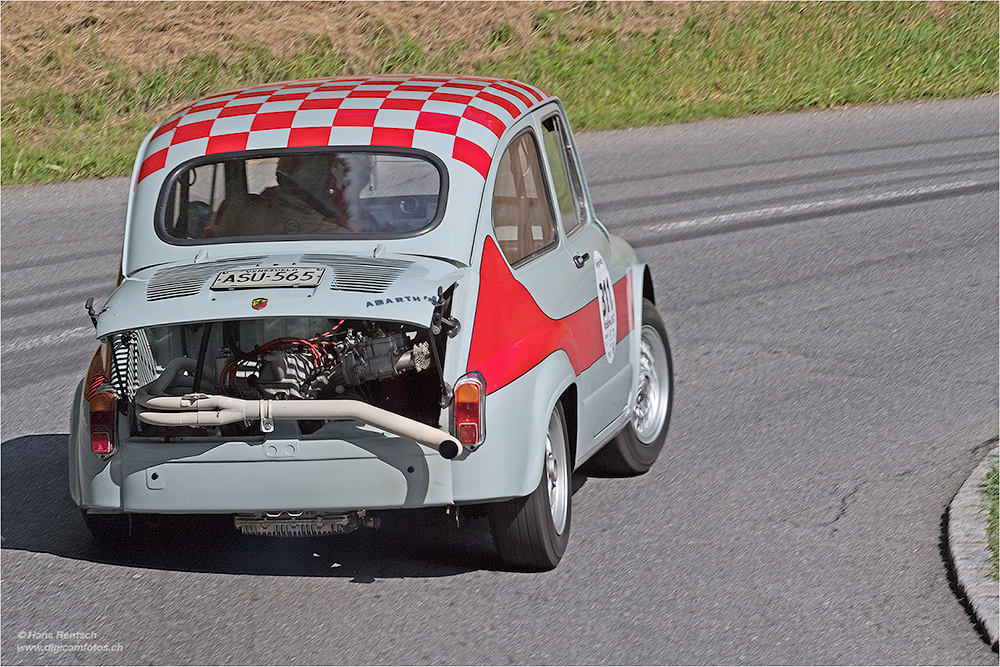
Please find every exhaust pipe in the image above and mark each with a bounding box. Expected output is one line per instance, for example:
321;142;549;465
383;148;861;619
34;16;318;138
136;389;463;459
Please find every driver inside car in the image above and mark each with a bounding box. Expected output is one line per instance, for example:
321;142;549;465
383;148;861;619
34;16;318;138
205;152;374;238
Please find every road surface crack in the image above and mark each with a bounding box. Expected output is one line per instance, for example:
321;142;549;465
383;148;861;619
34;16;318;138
822;482;865;531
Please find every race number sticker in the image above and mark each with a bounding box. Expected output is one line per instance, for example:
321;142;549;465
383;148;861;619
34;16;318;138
593;251;616;363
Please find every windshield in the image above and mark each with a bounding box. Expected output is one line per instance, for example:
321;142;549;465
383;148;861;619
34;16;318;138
159;150;444;242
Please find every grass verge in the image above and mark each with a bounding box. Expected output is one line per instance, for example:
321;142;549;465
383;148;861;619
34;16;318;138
985;457;999;580
2;1;997;185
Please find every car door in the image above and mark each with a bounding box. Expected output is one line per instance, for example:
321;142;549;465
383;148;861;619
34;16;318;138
482;122;604;411
537;110;630;441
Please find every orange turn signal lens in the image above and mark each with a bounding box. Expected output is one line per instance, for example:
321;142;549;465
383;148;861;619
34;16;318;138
454;373;485;447
455;381;481;404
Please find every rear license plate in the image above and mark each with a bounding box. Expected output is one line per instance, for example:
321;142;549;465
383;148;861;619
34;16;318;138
211;267;325;290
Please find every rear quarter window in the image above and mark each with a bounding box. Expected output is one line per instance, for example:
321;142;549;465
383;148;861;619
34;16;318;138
491;132;558;266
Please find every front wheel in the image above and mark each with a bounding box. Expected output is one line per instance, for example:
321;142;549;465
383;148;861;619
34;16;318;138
487;402;571;571
590;299;673;476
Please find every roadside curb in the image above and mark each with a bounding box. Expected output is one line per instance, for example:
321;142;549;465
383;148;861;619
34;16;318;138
948;445;999;649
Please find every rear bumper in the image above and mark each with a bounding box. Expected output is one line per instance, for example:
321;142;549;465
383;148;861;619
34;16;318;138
70;358;571;513
77;425;455;513
123;454;453;512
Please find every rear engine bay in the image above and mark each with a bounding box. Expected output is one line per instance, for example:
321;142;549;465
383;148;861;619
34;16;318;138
107;316;449;439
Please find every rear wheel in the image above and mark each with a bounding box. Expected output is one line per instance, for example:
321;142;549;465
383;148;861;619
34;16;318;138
590;299;673;476
488;402;571;570
81;510;135;551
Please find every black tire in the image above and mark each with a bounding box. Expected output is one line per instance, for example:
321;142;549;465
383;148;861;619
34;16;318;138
487;402;572;571
589;299;673;476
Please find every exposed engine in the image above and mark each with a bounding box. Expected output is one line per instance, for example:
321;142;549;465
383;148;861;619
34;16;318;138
221;321;432;400
110;317;447;438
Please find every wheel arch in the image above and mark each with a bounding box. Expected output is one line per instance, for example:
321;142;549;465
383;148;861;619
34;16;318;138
452;350;577;502
68;377;86;505
558;382;579;470
643;265;655;305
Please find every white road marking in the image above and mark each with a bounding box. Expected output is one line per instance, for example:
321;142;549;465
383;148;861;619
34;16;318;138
1;183;991;357
1;326;95;355
635;179;993;236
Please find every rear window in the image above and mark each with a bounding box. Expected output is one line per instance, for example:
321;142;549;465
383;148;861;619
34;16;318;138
159;149;445;243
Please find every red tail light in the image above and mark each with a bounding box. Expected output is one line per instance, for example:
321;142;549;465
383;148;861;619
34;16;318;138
84;345;117;456
89;390;117;456
454;373;485;447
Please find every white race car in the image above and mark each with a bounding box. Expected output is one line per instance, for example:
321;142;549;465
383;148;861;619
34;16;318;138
71;74;673;570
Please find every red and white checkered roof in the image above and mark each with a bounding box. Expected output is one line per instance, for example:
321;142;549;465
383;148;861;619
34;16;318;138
137;75;549;184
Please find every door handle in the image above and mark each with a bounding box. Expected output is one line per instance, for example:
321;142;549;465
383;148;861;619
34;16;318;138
573;253;590;269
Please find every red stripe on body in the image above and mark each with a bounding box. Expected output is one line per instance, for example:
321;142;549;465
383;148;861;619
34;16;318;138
371;127;414;147
171;119;214;144
467;236;633;394
492;82;533;107
188;99;229;112
347;89;393;98
251;111;296;131
268;92;310;102
452;137;491;179
287;126;331;147
152;117;180;139
206;132;249;154
504;80;546;102
137;148;168;182
477;91;520;118
380;98;425;111
429;92;473;104
299;98;343;111
314;84;358;92
613;272;634;346
219;103;263;118
462;106;505;138
333;109;378;126
446;82;489;91
416;111;461;135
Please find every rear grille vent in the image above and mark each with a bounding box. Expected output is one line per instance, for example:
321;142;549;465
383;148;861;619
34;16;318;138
299;254;413;294
146;257;266;301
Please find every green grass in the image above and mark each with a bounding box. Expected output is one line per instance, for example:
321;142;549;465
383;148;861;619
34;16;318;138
2;1;997;185
480;2;998;129
985;457;999;580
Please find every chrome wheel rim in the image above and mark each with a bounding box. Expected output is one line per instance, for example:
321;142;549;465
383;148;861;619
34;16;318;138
545;409;569;535
632;324;669;444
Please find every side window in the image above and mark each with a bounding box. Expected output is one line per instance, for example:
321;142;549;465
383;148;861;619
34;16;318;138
164;162;227;239
492;132;558;266
541;115;586;234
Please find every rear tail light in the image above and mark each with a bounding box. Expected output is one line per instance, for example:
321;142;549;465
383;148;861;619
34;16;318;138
84;346;107;400
90;390;117;456
85;346;117;456
454;372;485;448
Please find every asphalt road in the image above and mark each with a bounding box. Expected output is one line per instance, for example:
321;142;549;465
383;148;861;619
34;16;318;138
2;96;997;665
